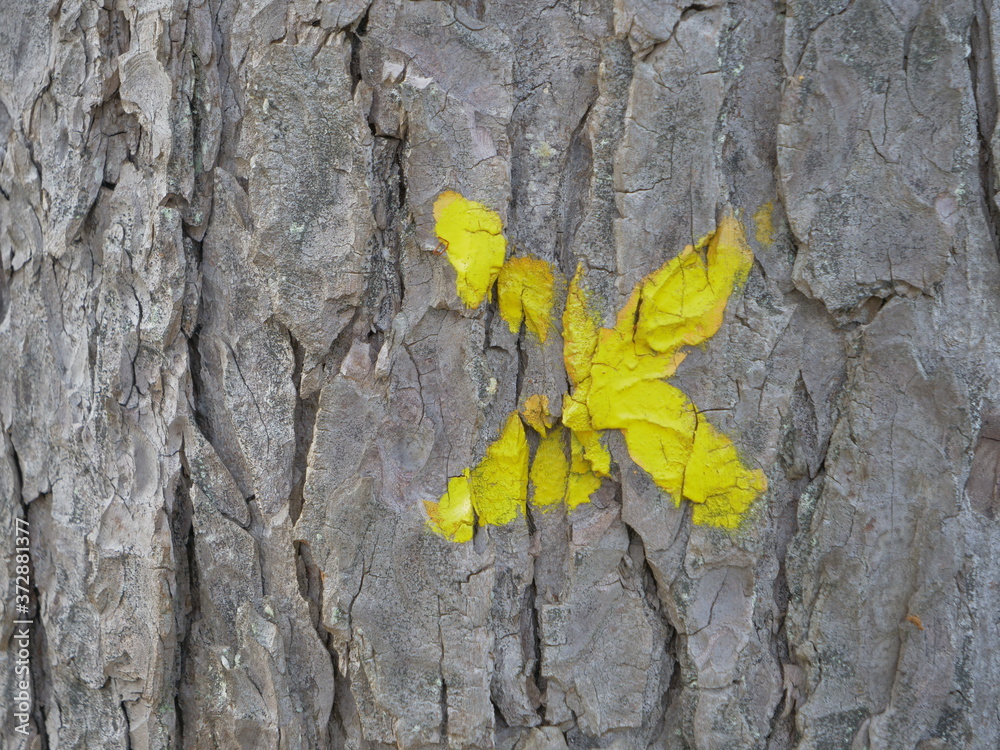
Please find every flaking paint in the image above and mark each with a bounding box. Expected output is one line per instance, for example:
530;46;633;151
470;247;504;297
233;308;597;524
521;394;555;437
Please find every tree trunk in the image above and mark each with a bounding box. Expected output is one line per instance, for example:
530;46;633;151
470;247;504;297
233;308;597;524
2;1;999;748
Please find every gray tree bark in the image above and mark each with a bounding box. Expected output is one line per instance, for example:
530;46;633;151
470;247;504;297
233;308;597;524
2;0;999;748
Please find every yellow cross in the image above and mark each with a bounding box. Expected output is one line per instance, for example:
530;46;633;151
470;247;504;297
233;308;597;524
424;191;767;542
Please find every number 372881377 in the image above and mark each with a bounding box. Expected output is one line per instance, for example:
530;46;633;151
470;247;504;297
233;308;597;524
14;518;31;613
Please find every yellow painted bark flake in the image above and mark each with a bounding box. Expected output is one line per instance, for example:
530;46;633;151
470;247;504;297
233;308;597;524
521;394;555;436
611;384;697;501
573;429;610;478
424;471;475;543
469;413;530;526
685;414;767;529
433;190;507;308
497;257;556;342
529;423;604;512
565;471;603;511
565;431;603;510
530;426;568;509
562;264;600;387
630;215;755;357
425;414;529;541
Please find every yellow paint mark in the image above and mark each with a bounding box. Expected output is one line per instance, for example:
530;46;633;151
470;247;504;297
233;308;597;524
425;213;767;539
630;215;756;357
905;614;925;631
434;190;507;308
521;394;555;436
528;417;604;513
565;215;766;529
686;413;767;528
424;471;474;543
562;264;600;387
754;201;775;247
565;431;603;510
565;471;603;511
530;426;568;508
560;266;612;478
497;257;556;342
573;429;610;477
605;383;696;500
469;413;529;526
425;414;529;540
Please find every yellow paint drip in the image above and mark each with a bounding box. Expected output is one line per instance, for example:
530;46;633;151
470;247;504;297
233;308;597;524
497;257;556;342
433;190;507;308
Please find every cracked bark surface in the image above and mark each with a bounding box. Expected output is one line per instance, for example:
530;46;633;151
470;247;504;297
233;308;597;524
2;1;999;748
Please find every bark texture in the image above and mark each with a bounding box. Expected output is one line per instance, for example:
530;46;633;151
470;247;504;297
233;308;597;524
2;0;1000;748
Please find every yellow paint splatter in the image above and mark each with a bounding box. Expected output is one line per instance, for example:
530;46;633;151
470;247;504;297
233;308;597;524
497;257;556;342
753;201;775;247
425;212;768;539
433;190;507;307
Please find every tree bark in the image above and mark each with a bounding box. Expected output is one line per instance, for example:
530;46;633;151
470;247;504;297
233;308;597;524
2;1;999;748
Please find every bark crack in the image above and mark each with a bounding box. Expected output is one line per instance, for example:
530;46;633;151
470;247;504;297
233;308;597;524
437;595;449;741
621;519;676;739
172;446;199;750
970;2;1000;261
348;8;371;97
288;329;318;525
